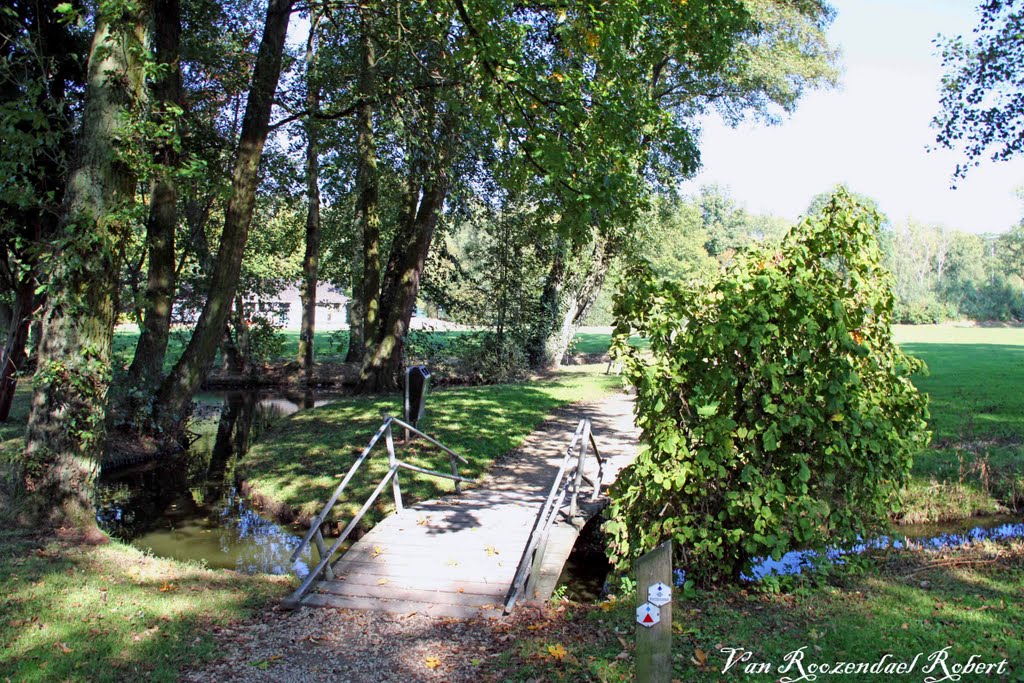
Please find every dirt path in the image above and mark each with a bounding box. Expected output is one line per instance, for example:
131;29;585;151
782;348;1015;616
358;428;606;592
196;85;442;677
182;390;639;682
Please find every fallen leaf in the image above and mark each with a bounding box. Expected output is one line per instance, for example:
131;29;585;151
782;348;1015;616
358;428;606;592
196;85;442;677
692;648;708;666
485;545;499;557
159;582;176;592
370;546;383;559
424;656;442;670
548;643;567;661
54;642;72;654
377;578;389;586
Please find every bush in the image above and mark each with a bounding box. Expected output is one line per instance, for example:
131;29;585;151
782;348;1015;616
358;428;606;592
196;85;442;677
406;330;531;384
603;190;930;585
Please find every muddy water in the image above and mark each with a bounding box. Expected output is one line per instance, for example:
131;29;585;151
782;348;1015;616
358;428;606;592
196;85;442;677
96;390;338;577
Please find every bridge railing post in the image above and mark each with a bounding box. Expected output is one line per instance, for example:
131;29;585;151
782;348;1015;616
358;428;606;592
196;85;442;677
385;421;403;512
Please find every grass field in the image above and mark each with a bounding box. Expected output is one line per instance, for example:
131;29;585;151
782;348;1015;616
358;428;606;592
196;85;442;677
893;325;1024;522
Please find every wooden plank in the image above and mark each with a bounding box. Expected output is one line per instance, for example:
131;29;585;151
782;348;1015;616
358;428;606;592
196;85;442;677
301;592;503;619
341;534;531;554
316;581;505;606
330;557;518;581
328;572;514;595
636;541;673;683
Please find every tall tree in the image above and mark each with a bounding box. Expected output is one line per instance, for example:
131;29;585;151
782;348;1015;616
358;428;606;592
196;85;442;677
0;0;86;421
20;0;152;534
154;0;295;426
350;12;381;370
126;0;184;397
297;13;322;374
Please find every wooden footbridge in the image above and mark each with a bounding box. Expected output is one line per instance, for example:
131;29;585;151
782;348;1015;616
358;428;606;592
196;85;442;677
282;395;638;618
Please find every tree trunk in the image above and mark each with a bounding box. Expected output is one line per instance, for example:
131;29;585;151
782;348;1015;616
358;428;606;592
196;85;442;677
344;296;364;363
0;0;80;425
127;0;183;396
528;235;613;369
155;0;295;428
358;125;454;392
528;245;566;368
222;296;250;375
348;18;381;367
297;15;321;375
0;275;34;421
21;4;151;535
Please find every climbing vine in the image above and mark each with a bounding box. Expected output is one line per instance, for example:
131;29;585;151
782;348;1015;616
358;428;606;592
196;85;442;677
604;190;930;584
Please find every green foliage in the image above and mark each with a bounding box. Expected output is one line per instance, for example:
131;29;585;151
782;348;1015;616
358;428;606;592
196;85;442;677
933;0;1024;181
245;315;285;363
604;190;930;584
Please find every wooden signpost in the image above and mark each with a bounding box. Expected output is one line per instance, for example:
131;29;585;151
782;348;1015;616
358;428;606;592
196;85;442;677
636;540;673;683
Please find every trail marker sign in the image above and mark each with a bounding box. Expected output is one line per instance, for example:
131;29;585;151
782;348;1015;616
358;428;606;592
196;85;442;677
635;541;672;683
636;602;660;628
647;582;671;607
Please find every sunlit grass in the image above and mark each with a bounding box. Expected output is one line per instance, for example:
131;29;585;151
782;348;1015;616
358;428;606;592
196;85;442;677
893;325;1024;521
242;365;622;523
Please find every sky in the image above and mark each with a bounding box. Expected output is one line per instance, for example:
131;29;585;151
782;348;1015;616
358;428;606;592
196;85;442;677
681;0;1024;234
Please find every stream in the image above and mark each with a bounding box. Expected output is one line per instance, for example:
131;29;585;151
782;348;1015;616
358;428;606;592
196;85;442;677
96;389;338;577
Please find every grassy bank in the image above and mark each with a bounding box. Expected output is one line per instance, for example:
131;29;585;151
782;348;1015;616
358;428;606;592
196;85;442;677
0;531;290;682
478;538;1024;682
241;365;622;524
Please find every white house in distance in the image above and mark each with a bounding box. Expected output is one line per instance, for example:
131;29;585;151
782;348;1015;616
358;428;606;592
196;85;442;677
248;285;350;331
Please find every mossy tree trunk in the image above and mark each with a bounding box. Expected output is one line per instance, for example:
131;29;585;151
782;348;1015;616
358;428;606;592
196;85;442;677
21;2;151;534
357;111;456;392
352;15;385;376
297;13;321;375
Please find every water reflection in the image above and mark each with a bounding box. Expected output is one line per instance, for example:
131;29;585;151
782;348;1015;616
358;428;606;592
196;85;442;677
97;389;337;576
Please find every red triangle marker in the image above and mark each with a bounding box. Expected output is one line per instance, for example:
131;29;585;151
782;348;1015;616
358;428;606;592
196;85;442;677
643;613;654;624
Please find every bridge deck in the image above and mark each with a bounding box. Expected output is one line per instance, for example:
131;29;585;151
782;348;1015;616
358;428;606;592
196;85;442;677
297;392;638;618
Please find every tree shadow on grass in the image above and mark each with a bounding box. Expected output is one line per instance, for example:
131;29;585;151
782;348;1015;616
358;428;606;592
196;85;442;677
0;531;289;683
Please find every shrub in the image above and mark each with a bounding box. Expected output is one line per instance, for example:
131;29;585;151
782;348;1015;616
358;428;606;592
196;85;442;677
603;190;930;584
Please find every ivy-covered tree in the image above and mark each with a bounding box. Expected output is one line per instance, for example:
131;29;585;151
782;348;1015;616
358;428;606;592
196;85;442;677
933;0;1024;182
604;190;930;584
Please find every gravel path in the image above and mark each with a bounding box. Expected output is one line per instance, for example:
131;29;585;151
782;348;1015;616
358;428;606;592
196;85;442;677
182;390;638;682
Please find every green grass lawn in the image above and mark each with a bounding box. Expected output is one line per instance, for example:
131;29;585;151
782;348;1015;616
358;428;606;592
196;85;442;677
0;531;290;682
241;365;622;524
893;325;1024;523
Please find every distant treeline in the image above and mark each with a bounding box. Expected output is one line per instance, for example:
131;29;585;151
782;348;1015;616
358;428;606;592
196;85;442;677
579;185;1024;325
